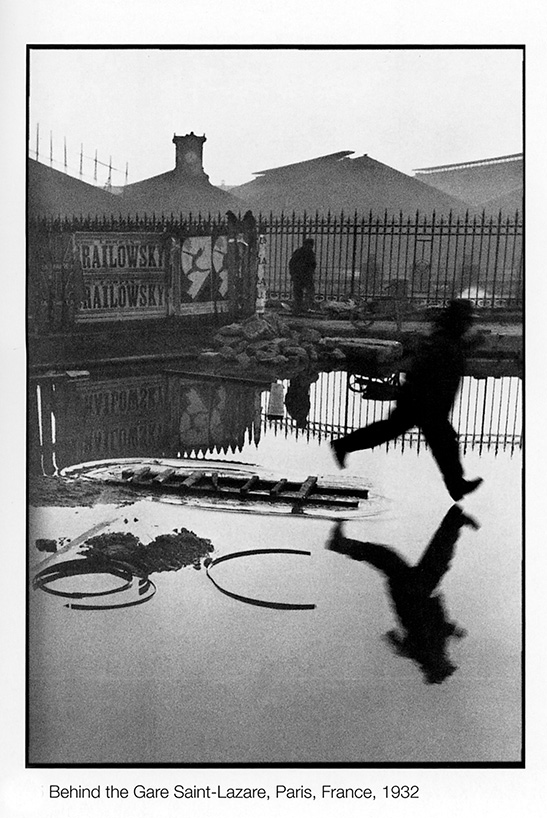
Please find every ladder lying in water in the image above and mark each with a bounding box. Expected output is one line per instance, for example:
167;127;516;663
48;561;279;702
104;464;369;514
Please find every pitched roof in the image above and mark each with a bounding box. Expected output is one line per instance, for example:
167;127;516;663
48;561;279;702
413;153;522;173
28;157;246;220
28;158;120;219
342;154;468;213
413;154;523;206
120;167;245;217
231;151;468;216
253;151;354;178
473;186;523;215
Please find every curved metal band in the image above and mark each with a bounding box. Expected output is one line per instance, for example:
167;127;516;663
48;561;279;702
33;559;134;599
65;578;157;610
206;548;316;610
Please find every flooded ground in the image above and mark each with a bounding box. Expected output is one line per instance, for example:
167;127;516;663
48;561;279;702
28;367;522;764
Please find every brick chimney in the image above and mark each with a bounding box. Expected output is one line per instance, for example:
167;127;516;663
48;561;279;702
172;132;208;179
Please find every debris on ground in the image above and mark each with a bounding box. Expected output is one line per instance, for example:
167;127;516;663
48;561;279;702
81;529;214;575
200;310;346;376
35;538;58;553
29;475;137;508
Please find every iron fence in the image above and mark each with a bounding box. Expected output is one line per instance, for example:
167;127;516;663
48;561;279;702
258;210;523;311
28;211;236;237
29;208;524;319
28;212;257;331
262;372;522;455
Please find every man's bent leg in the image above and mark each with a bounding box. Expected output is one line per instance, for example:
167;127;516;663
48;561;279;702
332;405;414;466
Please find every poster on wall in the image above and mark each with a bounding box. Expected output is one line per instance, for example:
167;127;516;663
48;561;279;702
75;232;169;321
179;234;229;315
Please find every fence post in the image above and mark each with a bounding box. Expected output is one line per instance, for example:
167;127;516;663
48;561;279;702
256;234;268;317
168;236;181;316
489;210;503;309
350;213;358;297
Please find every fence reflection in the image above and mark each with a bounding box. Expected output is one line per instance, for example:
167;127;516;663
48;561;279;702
32;373;263;475
30;369;522;477
263;371;522;455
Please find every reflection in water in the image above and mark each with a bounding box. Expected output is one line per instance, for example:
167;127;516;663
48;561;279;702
284;372;319;429
348;371;401;402
29;368;522;478
328;505;480;684
28;364;522;763
32;373;264;476
266;372;522;455
33;528;213;611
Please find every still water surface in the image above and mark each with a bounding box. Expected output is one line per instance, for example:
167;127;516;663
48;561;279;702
29;369;522;764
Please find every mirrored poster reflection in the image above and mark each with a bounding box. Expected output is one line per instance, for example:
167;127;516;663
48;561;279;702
30;369;521;479
31;372;264;476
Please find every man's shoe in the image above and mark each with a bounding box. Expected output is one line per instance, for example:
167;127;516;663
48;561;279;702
449;478;483;502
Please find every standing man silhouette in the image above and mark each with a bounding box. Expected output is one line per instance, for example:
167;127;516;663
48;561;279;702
289;238;316;314
331;299;483;502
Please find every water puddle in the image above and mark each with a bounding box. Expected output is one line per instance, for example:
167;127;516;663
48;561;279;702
28;366;522;764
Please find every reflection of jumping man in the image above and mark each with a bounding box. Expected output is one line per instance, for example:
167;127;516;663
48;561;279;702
331;299;483;502
328;505;479;684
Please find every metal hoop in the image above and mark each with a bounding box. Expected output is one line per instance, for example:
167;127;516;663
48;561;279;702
33;558;134;599
206;548;316;610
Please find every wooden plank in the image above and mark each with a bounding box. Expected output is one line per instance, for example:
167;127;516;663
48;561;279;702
270;479;288;496
153;467;176;484
181;471;204;489
240;475;260;494
128;466;151;482
317;484;369;499
293;494;358;509
218;474;265;489
298;476;318;500
98;476;361;508
204;486;358;508
216;475;368;499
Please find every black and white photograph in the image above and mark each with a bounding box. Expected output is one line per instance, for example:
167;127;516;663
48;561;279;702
2;3;544;811
26;45;523;767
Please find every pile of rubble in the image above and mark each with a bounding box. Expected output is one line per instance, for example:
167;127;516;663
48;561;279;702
198;312;347;373
82;529;214;576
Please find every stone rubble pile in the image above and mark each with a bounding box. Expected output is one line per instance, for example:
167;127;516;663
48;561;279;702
198;312;347;371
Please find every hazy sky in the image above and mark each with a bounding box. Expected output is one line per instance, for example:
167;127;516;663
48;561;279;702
30;47;523;188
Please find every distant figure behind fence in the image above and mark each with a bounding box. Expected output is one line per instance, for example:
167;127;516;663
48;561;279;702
331;299;483;502
289;239;316;314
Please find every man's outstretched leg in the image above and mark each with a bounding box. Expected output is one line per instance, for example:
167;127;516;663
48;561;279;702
421;416;483;501
331;405;413;468
327;521;411;579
